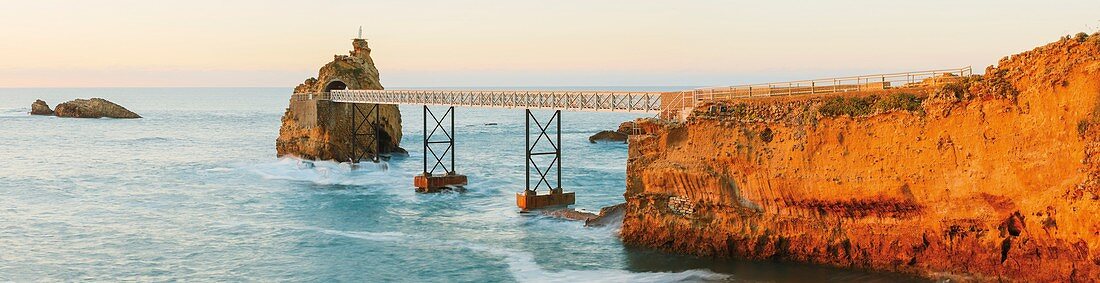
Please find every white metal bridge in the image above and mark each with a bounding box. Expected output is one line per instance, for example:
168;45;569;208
294;67;972;119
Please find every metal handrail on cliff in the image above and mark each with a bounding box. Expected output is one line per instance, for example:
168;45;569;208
680;67;973;108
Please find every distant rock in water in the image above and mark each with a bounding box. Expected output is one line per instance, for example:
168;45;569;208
30;99;54;115
54;98;141;119
588;130;628;143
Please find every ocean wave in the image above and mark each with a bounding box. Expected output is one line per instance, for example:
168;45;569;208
306;227;408;242
245;157;401;186
0;107;30;117
306;226;729;283
476;247;728;283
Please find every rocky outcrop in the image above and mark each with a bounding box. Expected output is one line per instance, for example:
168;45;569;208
30;99;53;115
621;34;1100;282
536;203;627;227
585;203;626;227
53;98;140;118
589;130;628;143
276;39;404;161
589;121;635;143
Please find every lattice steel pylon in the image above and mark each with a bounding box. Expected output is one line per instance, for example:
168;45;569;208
423;106;455;175
414;105;468;193
525;109;561;193
350;103;381;163
517;109;574;211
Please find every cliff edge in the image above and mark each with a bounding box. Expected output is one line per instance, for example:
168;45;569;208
622;33;1100;282
276;39;403;161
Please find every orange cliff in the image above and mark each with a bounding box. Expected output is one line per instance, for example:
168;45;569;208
621;33;1100;282
276;39;403;161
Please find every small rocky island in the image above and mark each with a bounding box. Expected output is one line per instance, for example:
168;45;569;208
31;98;141;119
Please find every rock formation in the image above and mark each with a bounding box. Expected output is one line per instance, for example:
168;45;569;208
620;33;1100;282
30;99;53;115
53;98;140;118
589;121;635;143
589;130;628;143
276;39;404;161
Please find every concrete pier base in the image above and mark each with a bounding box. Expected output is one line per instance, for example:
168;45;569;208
414;173;468;193
516;189;575;211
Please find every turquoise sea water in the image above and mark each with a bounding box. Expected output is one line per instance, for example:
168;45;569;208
0;88;926;282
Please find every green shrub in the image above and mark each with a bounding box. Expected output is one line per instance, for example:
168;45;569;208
819;96;873;117
874;93;923;112
1076;32;1090;42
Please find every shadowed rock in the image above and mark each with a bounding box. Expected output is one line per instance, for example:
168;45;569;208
54;98;141;119
30;99;53;115
589;130;628;143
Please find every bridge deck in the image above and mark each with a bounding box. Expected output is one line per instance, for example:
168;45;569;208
295;67;972;119
330;90;665;113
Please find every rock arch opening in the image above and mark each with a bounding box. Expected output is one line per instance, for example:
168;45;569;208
324;80;348;92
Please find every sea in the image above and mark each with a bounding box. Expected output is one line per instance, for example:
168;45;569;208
0;88;927;282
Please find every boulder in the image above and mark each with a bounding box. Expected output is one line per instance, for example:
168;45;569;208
30;99;54;115
53;98;141;119
588;130;628;143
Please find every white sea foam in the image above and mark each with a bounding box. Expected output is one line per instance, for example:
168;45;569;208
309;227;729;283
203;167;234;173
307;227;408;242
474;246;728;283
245;157;400;186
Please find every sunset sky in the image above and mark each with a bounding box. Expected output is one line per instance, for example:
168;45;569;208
1;0;1097;87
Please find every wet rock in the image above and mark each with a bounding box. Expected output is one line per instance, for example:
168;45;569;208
589;130;628;143
30;99;53;115
584;203;625;227
54;98;141;119
539;208;598;221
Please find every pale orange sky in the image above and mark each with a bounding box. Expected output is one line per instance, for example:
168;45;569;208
0;0;1097;87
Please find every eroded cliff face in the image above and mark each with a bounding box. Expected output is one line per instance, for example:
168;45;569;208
276;39;403;161
622;34;1100;281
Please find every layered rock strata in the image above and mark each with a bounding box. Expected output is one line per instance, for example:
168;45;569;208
621;34;1100;282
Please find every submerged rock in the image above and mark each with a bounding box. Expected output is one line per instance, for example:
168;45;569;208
30;99;53;115
54;98;141;119
588;130;628;143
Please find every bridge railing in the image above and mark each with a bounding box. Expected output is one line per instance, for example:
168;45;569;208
290;92;330;101
677;67;972;109
328;90;664;113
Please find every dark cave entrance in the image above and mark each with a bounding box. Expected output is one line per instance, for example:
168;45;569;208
324;80;348;92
